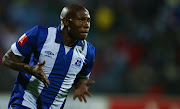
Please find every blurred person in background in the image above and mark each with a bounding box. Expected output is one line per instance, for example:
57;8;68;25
2;4;95;109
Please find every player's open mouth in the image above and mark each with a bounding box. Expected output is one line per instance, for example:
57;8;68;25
80;32;88;35
81;30;89;33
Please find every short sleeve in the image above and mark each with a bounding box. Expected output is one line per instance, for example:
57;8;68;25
11;43;23;56
12;26;39;56
78;42;95;79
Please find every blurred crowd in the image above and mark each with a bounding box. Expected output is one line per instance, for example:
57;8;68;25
0;0;180;96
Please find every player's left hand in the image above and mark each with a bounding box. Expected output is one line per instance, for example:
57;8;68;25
73;80;95;103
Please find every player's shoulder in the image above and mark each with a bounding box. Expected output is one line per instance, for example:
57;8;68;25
28;25;48;34
27;25;54;40
32;25;60;33
85;40;95;56
32;25;58;35
31;25;57;30
34;25;58;30
86;41;95;50
34;25;49;31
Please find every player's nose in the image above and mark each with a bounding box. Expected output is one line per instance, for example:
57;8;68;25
83;20;90;28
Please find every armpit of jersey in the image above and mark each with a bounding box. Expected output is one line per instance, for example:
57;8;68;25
77;73;90;79
11;42;23;56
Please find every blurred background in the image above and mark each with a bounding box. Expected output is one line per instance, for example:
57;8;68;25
1;0;180;109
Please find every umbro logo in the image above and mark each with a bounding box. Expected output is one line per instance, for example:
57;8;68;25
44;51;54;58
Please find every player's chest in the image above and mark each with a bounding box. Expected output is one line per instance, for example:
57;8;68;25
38;42;86;72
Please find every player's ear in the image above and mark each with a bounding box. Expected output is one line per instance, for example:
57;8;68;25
62;18;69;26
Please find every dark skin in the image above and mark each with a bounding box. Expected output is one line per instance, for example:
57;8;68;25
2;49;50;88
2;5;94;103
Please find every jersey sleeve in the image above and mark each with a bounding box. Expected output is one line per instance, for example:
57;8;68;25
11;26;40;56
78;43;95;79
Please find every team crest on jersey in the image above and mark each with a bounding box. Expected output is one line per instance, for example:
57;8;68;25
18;33;28;46
72;58;83;68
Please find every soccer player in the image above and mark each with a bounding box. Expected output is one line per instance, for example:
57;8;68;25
2;4;95;109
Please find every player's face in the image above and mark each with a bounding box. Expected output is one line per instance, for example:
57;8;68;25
68;9;90;40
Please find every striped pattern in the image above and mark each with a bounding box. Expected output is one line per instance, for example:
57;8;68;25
10;26;90;109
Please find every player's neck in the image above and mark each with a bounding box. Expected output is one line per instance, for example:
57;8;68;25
61;30;77;47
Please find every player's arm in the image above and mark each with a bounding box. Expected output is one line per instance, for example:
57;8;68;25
73;76;95;103
2;49;50;88
73;43;95;102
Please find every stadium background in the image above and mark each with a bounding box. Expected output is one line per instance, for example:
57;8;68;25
0;0;180;108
